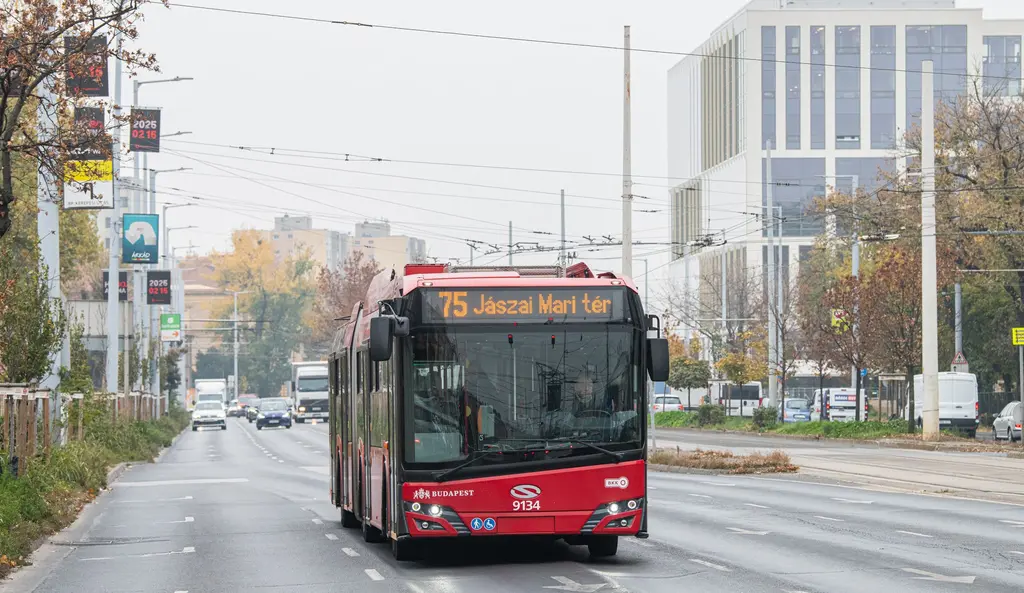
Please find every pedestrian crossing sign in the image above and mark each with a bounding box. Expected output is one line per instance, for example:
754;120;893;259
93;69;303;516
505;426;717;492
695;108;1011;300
1013;327;1024;346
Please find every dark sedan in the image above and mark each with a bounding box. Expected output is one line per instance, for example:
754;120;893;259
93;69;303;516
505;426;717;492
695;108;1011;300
256;398;292;430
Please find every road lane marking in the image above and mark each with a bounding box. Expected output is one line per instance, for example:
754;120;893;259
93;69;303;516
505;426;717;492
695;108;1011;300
278;459;284;463
727;527;769;535
325;534;338;541
689;559;731;572
896;530;933;538
115;478;247;487
1009;551;1024;556
700;482;735;487
832;497;873;504
80;546;195;561
114;496;193;504
744;503;769;509
814;515;844;522
901;568;975;584
342;547;359;556
1000;520;1024;527
160;517;195;524
688;494;712;499
312;518;323;525
543;576;607;591
365;569;385;581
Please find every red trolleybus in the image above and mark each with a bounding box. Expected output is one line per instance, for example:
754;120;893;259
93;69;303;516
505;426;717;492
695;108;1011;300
328;262;669;561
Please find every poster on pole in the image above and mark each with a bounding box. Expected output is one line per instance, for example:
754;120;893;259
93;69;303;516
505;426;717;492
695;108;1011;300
129;108;161;152
64;35;109;97
160;313;182;343
121;214;160;264
102;270;128;301
64;106;113;208
146;270;172;305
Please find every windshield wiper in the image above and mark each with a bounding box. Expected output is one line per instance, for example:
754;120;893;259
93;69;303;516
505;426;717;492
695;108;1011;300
434;450;506;482
545;439;623;463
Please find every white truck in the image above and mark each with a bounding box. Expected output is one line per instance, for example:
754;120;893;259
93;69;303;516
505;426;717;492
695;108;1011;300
193;379;228;410
291;362;329;423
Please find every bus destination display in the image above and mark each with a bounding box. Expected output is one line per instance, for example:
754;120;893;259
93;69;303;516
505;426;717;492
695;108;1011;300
421;288;625;323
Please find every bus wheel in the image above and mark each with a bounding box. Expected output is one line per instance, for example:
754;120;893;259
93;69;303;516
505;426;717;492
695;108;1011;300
341;508;359;529
362;517;383;543
391;537;419;561
587;536;618;558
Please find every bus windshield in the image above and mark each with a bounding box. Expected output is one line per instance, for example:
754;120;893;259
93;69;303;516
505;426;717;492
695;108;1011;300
403;326;643;465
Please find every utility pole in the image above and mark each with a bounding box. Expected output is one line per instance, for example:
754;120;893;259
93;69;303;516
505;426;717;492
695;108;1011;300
921;60;940;438
621;25;633;278
775;205;785;410
105;29;123;394
560;189;566;269
508;221;513;266
233;292;240;402
850;174;861;419
954;282;963;354
468;243;475;265
37;75;64;396
765;142;777;409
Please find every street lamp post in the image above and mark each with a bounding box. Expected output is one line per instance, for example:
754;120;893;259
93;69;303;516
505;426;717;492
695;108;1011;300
229;291;251;402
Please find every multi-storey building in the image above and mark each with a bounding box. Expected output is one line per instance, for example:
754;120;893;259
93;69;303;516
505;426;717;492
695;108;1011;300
253;215;350;273
667;0;1021;319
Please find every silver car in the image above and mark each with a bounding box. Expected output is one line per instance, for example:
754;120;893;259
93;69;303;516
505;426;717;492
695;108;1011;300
993;401;1022;442
192;401;227;431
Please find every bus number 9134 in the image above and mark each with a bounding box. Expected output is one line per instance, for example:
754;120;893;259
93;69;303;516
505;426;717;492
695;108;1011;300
513;500;541;511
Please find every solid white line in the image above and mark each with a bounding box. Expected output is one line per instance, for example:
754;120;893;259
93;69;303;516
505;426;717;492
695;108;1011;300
815;515;844;522
325;534;338;541
832;498;873;504
1000;520;1024;526
744;503;769;509
690;558;731;572
312;518;323;525
688;494;712;499
1009;551;1024;556
114;496;193;504
115;478;247;488
896;530;933;538
365;568;385;581
700;482;736;487
342;547;359;556
278;459;284;463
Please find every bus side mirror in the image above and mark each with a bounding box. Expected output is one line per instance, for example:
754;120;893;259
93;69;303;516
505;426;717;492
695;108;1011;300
369;317;393;362
647;338;669;382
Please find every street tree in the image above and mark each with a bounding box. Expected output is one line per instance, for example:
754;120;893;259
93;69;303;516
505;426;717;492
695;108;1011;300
667;355;712;409
1;0;161;239
0;246;66;382
714;330;767;415
307;250;381;355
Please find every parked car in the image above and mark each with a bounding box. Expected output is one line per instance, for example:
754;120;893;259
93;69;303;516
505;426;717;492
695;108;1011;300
780;398;811;423
256;398;292;430
652;396;685;413
192;401;227;431
993;401;1022;442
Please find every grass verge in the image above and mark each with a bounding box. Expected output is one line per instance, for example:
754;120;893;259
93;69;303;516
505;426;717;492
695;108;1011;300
0;406;189;578
648;447;798;474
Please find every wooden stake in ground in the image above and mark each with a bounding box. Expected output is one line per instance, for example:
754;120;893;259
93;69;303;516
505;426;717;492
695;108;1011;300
42;393;51;459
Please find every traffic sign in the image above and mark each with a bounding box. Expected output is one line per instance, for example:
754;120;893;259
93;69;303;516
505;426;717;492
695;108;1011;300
1013;327;1024;347
831;309;849;331
951;351;969;373
160;313;181;343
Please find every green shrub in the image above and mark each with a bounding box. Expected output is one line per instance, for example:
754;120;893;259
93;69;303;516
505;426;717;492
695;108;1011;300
653;411;698;428
697;404;726;427
752;406;778;429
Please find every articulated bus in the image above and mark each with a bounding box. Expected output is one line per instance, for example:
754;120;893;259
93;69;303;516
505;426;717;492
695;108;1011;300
327;262;669;561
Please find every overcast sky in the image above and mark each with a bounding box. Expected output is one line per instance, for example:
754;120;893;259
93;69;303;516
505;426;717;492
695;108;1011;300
131;0;1023;301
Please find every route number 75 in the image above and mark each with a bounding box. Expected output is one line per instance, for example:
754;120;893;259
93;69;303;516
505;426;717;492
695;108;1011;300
438;291;468;318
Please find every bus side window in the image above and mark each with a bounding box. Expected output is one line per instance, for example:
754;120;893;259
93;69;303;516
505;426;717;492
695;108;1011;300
374;361;380;392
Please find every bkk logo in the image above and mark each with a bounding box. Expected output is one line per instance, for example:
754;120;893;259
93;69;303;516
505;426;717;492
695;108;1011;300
604;477;629;489
509;485;541;499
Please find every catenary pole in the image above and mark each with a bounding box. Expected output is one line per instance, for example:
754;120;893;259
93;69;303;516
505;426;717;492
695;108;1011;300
765;141;777;409
621;25;633;278
921;61;940;438
105;29;124;394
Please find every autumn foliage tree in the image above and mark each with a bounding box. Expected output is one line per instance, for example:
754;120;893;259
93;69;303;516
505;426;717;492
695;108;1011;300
1;0;162;239
308;250;382;355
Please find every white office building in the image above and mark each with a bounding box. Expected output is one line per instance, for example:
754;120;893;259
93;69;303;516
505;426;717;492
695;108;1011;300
667;0;1022;315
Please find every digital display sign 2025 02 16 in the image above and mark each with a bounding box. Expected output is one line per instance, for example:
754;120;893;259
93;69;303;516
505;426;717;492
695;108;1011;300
421;288;624;323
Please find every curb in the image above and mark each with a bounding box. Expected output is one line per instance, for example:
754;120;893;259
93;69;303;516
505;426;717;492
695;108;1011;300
105;462;128;486
649;464;727;475
154;428;186;464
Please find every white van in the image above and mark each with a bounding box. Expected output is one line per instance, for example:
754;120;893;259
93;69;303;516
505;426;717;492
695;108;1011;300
909;372;979;437
711;381;763;417
811;388;868;422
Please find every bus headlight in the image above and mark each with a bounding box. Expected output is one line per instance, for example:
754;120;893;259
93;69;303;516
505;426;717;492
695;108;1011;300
428;504;442;517
298;406;306;413
608;502;620;514
411;502;422;512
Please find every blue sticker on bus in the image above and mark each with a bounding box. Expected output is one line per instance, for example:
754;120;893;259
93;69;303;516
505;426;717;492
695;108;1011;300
483;518;496;531
470;517;483;530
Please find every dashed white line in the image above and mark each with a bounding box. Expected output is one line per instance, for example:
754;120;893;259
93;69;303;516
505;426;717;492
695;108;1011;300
312;518;323;525
1009;551;1024;556
896;530;933;538
744;503;769;509
814;515;844;522
690;558;731;572
688;494;712;499
1000;520;1024;527
325;533;338;541
700;482;736;487
365;568;385;581
342;547;359;556
278;459;284;463
832;497;873;504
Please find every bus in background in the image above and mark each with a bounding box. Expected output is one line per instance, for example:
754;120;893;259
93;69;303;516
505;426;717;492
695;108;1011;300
811;388;868;422
292;361;329;423
328;262;669;561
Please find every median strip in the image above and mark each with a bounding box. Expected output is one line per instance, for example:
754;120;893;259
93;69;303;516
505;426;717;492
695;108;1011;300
649;448;798;475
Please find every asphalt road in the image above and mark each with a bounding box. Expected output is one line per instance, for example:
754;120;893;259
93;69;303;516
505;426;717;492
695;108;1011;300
6;420;1024;593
